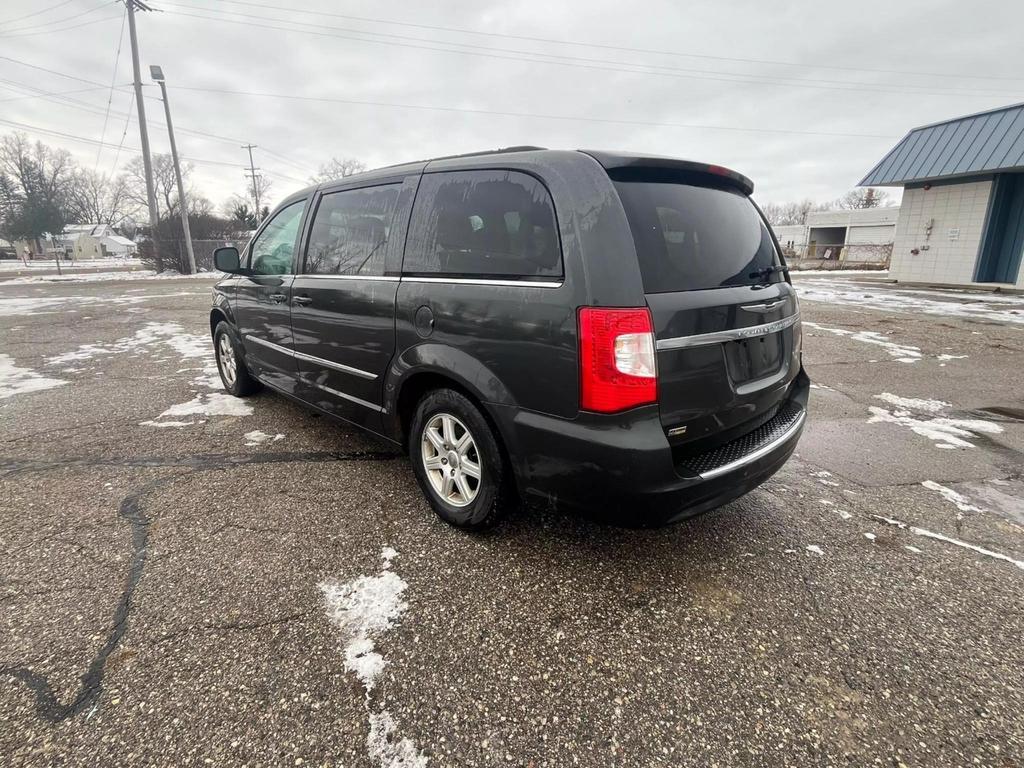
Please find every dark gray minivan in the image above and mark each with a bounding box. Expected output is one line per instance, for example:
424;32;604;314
210;147;808;529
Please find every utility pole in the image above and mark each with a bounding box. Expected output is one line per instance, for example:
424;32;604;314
151;65;196;274
242;144;262;220
125;0;161;270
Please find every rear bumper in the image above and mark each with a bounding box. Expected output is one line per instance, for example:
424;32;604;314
492;368;809;526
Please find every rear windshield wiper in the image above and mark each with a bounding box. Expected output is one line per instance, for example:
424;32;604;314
748;264;789;281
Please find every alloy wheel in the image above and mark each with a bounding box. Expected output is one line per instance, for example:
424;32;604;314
421;412;482;507
217;334;237;388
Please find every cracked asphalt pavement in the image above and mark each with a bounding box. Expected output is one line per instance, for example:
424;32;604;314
1;273;1023;767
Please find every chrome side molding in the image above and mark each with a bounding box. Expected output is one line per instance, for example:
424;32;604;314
244;335;378;381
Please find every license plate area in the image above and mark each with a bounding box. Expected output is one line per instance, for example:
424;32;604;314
724;332;783;383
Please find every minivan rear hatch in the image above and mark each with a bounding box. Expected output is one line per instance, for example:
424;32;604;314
604;159;801;455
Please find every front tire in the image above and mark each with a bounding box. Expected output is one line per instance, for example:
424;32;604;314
409;389;511;530
214;321;260;396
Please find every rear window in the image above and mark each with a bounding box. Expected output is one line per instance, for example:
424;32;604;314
403;170;562;280
613;179;779;293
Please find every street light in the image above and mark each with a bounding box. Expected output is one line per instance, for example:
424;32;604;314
150;65;197;274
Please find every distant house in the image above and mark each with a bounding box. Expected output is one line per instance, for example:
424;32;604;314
62;224;138;258
860;102;1024;288
771;206;899;265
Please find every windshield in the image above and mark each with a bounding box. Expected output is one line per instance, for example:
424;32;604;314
614;179;780;293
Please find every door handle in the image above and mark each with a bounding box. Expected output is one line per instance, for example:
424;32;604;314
268;293;287;304
292;295;313;306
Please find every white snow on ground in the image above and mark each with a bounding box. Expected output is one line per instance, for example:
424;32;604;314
867;393;1003;449
795;278;1024;326
139;419;205;428
0;258;140;271
806;545;824;555
160;392;254;418
0;291;204;318
875;393;950;413
922;480;983;519
320;549;427;768
0;353;67;399
803;321;921;363
244;430;284;446
45;322;196;367
872;514;1024;571
0;270;222;285
864;533;877;541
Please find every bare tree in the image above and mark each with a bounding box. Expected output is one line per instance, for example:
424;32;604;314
309;157;367;184
0;133;77;253
760;199;829;226
835;187;890;210
67;169;132;227
121;152;197;222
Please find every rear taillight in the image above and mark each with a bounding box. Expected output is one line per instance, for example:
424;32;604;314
578;307;657;413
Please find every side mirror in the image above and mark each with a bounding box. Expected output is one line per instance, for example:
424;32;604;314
213;246;242;274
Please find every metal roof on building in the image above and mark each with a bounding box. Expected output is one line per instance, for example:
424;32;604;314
859;102;1024;187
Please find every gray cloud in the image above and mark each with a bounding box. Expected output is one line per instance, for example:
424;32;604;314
3;0;1022;212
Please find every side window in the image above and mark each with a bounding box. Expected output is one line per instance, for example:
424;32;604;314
249;200;306;276
404;170;562;279
304;185;400;276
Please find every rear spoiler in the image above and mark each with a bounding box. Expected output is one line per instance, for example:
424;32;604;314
580;150;754;196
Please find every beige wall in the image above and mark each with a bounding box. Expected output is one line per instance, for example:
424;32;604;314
889;180;992;285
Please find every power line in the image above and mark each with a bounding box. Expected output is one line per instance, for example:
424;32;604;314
167;0;1024;85
0;0;77;26
0;12;121;37
157;5;1019;100
0;69;315;177
201;0;1024;84
0;84;113;102
169;84;901;140
95;5;130;171
0;55;108;86
0;115;306;182
1;1;120;34
106;88;136;180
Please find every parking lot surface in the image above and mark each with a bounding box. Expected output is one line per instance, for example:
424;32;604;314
2;272;1023;767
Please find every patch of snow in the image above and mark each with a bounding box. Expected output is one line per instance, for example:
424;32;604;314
867;394;1003;450
937;354;968;361
367;712;429;768
0;291;204;318
795;278;1024;326
806;545;824;555
863;533;876;541
921;480;983;520
875;393;950;413
872;514;1024;570
905;545;923;554
160;392;254;418
0;270;223;285
0;354;67;399
803;321;921;363
138;419;203;428
320;548;427;768
244;430;284;446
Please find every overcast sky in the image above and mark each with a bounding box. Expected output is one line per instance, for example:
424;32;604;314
2;0;1023;214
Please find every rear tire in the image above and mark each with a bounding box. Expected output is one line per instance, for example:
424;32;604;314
409;389;511;530
214;321;260;396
